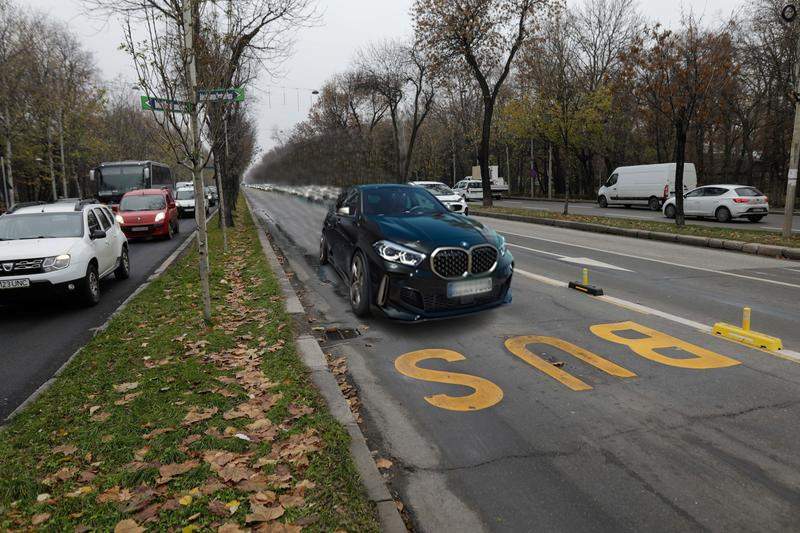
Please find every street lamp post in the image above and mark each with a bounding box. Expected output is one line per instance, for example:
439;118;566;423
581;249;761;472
782;4;799;237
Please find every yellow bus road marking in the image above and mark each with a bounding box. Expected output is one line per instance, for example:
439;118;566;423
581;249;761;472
590;321;741;369
394;349;504;412
505;336;636;392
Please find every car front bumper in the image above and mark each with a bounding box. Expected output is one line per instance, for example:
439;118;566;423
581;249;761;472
367;251;514;321
122;221;170;239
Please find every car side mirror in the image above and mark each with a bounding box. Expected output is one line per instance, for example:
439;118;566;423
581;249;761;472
337;206;351;216
111;205;119;213
90;229;107;240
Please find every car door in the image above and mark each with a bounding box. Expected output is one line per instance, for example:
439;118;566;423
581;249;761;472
697;187;726;216
605;174;619;202
333;189;361;274
326;189;351;272
165;192;178;225
682;188;705;215
92;208;116;274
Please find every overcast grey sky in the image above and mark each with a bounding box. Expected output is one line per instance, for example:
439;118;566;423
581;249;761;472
27;0;742;156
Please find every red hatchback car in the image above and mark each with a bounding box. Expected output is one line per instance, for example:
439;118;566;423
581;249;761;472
116;189;180;240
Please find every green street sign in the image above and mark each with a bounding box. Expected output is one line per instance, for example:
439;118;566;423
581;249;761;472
197;87;245;103
140;95;192;113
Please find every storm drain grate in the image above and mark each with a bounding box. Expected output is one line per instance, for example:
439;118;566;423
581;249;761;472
317;326;361;343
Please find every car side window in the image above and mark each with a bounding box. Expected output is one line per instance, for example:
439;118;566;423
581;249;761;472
704;187;726;197
685;188;704;198
94;208;111;230
335;189;350;210
102;207;115;225
87;210;101;233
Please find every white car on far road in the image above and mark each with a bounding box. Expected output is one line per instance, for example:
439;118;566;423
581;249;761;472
0;200;130;306
410;181;470;215
662;185;770;223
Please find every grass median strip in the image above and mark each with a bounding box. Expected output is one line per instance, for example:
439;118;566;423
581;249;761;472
475;206;800;249
0;199;379;532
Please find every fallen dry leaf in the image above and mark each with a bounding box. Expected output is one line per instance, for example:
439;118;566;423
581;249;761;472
218;524;248;533
208;499;230;517
31;513;51;526
115;518;145;533
143;427;174;440
89;405;102;416
375;458;393;470
182;407;219;426
114;382;140;393
52;444;78;456
65;486;93;498
245;503;285;523
91;411;112;423
178;495;193;506
218;464;254;483
157;460;200;485
278;494;305;508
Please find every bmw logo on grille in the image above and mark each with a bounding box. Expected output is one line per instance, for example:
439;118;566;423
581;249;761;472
2;263;12;272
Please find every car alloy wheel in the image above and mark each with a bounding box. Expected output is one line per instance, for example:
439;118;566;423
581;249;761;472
115;246;131;280
82;264;101;306
598;196;608;208
716;206;731;223
349;253;370;317
649;197;661;211
665;204;676;219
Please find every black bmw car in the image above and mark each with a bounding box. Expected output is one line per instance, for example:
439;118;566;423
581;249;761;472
320;184;513;321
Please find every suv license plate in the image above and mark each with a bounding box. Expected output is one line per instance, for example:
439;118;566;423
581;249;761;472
448;278;492;298
0;279;30;290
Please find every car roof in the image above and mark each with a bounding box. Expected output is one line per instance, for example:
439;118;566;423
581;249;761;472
410;181;447;186
696;184;758;190
122;189;168;197
10;202;103;215
357;184;417;191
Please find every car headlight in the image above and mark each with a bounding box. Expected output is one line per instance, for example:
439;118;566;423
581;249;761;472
497;235;507;256
155;212;166;223
43;254;71;272
115;214;124;224
374;240;426;267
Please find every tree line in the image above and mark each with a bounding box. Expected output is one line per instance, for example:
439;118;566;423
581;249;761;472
249;0;800;212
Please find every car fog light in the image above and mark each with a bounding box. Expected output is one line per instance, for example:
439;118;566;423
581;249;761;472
67;283;75;291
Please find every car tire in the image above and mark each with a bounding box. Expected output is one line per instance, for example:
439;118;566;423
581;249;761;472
115;246;131;280
715;206;732;223
665;204;676;219
598;195;608;208
349;252;371;318
319;234;329;265
648;197;661;211
464;207;470;216
747;215;765;223
174;220;180;234
81;263;101;306
165;221;174;240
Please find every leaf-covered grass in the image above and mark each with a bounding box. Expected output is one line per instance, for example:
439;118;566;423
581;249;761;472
475;206;800;249
0;198;379;532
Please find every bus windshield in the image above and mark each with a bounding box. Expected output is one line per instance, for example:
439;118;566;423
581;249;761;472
99;165;145;194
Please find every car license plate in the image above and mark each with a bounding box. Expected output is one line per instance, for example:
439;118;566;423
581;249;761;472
447;278;492;298
132;226;149;232
752;208;766;212
0;279;30;290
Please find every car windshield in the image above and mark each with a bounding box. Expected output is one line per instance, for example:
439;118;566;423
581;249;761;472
735;187;764;197
363;187;447;217
420;183;455;196
176;189;194;200
0;213;83;240
120;195;166;212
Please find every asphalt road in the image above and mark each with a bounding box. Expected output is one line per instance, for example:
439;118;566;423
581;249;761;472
247;189;800;532
493;198;800;234
0;217;198;421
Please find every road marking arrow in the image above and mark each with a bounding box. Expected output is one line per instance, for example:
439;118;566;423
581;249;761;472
506;243;634;272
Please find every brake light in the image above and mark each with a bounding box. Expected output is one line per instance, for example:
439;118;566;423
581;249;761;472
733;198;750;203
663;184;669;199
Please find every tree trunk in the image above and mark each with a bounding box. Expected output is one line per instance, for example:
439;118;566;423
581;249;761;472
59;110;68;197
674;119;687;227
47;125;57;201
479;98;494;208
4;124;14;204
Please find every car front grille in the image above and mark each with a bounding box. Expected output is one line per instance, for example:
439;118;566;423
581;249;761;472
431;245;499;279
471;246;498;274
0;258;45;277
432;249;469;279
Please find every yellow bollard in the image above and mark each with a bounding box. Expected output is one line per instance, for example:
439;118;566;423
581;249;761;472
582;268;589;286
742;307;751;331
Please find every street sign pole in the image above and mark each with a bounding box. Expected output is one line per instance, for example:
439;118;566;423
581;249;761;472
784;4;800;237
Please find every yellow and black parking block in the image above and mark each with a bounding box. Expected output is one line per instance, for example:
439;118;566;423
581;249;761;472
568;268;604;296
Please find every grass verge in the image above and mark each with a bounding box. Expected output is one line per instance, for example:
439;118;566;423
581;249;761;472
0;198;379;532
475;206;800;249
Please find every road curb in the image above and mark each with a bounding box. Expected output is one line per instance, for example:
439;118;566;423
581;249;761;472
244;194;407;533
2;225;199;427
472;210;800;261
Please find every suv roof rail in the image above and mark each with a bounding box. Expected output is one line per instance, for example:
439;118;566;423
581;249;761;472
7;201;48;214
74;199;100;211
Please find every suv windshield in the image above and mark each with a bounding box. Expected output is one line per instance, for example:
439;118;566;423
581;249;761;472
176;189;195;200
364;187;447;217
120;195;166;212
99;165;145;194
0;213;84;240
420;183;455;196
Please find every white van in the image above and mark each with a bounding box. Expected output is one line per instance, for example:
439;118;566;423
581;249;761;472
598;163;698;211
454;180;485;201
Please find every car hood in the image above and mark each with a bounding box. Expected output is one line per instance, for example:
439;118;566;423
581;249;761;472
120;210;163;224
366;213;498;251
0;238;81;261
436;194;463;202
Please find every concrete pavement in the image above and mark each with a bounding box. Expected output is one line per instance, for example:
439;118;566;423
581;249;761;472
246;189;800;532
494;198;800;234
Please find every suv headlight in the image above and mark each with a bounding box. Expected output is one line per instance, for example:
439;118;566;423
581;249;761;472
155;212;166;223
374;240;426;267
43;254;71;272
115;214;124;224
497;235;507;256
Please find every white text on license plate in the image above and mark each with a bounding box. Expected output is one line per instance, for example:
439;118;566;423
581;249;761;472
132;226;149;232
448;278;492;298
0;279;30;290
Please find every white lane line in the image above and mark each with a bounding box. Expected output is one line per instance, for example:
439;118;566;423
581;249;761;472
500;229;800;290
508;243;634;272
514;267;800;364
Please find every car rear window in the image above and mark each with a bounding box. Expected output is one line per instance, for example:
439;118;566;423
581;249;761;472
735;187;764;197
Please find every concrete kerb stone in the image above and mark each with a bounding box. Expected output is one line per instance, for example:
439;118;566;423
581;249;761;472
245;194;407;533
471;208;800;261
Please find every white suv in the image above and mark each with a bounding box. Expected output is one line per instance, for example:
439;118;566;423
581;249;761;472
0;200;130;306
